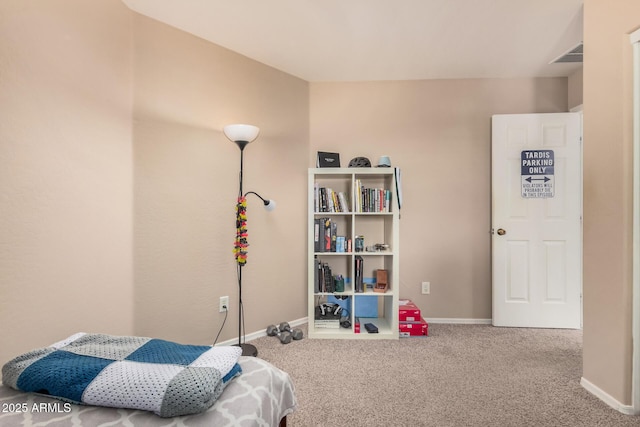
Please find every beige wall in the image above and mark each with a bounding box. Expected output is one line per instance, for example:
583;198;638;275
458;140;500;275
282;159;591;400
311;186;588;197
310;78;568;319
3;0;637;412
568;68;584;110
582;0;640;407
132;15;309;345
0;0;134;364
0;1;309;365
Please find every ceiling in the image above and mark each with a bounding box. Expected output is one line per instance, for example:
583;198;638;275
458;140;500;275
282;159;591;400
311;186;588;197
121;0;584;82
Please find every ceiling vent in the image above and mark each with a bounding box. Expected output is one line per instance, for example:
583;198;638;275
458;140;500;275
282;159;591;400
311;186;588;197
550;42;583;63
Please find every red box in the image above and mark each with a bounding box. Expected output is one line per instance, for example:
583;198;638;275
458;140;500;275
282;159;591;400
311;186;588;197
399;318;428;337
399;300;421;322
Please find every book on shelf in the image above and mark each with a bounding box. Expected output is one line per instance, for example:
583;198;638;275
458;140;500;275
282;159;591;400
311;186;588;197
323;263;333;292
314;183;350;213
314;320;341;329
314;259;335;293
354;255;364;293
314;218;325;253
338;192;350;212
324;218;331;251
330;221;337;252
314;217;332;252
313;257;320;293
352;179;392;213
314;217;349;253
314;304;341;328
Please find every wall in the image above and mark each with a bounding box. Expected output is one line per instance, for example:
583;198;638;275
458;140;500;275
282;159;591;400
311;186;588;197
310;78;568;319
582;0;640;407
132;14;309;345
568;68;584;110
0;0;134;364
0;1;309;365
7;5;633;411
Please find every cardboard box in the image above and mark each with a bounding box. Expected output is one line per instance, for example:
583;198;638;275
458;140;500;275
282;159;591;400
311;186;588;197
399;318;428;337
398;299;421;322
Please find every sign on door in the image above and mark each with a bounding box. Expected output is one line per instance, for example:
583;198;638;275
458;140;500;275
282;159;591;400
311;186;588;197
521;150;554;198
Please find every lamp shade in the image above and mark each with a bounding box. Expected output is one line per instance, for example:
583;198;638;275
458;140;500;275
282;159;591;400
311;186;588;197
264;199;276;212
223;124;260;143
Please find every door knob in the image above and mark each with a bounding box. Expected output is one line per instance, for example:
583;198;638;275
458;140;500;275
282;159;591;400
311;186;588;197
497;228;506;236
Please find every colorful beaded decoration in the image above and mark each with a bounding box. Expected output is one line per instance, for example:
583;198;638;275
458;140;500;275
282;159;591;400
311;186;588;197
234;196;248;265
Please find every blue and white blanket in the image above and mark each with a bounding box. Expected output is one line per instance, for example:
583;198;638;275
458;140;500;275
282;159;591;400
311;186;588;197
1;333;242;417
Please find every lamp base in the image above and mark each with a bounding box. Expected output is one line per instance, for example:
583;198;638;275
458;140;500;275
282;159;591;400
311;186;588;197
235;343;258;357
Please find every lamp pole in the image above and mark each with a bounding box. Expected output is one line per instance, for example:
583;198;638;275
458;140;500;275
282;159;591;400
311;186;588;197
225;124;272;358
235;141;258;357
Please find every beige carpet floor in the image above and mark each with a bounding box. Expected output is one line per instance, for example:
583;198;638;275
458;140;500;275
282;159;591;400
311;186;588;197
252;323;640;427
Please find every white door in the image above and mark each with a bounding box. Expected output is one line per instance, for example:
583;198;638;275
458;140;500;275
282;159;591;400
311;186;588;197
492;113;582;328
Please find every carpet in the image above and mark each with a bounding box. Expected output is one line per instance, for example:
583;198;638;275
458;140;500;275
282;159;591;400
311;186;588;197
253;323;639;427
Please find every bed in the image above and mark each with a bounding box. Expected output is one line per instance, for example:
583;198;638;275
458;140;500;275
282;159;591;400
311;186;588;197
0;333;296;427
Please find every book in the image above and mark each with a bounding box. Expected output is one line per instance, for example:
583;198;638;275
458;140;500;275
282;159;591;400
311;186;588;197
314;257;320;293
338;191;350;212
314;320;341;329
323;263;333;292
315;187;350;213
352;184;392;212
355;256;364;293
315;261;334;293
314;219;321;252
313;217;342;253
324;218;331;252
330;221;337;252
314;304;341;328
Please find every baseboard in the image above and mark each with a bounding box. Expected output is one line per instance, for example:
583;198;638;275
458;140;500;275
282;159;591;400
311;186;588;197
424;318;492;325
216;317;309;347
218;317;491;346
580;377;640;415
217;316;492;346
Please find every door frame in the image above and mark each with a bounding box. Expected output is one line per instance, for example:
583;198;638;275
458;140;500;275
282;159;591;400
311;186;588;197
569;103;584;329
630;26;640;415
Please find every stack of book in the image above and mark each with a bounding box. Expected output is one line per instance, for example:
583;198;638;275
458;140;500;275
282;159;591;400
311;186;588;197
314;305;341;329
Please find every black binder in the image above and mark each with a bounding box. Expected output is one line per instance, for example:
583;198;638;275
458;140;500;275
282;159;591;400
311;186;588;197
355;256;364;293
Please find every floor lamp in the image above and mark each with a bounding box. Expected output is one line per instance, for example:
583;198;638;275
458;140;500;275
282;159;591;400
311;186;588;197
224;124;276;357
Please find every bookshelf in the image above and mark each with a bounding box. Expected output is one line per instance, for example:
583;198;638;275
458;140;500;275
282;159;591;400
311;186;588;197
308;168;399;339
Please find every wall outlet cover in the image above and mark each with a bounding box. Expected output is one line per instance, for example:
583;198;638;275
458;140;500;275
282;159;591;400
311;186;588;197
219;296;229;312
421;282;430;294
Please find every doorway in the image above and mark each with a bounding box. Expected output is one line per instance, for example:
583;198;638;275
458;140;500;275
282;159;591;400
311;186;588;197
491;113;582;329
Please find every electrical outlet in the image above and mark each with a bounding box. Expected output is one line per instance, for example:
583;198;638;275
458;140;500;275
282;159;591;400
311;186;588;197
421;282;430;295
219;296;229;312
